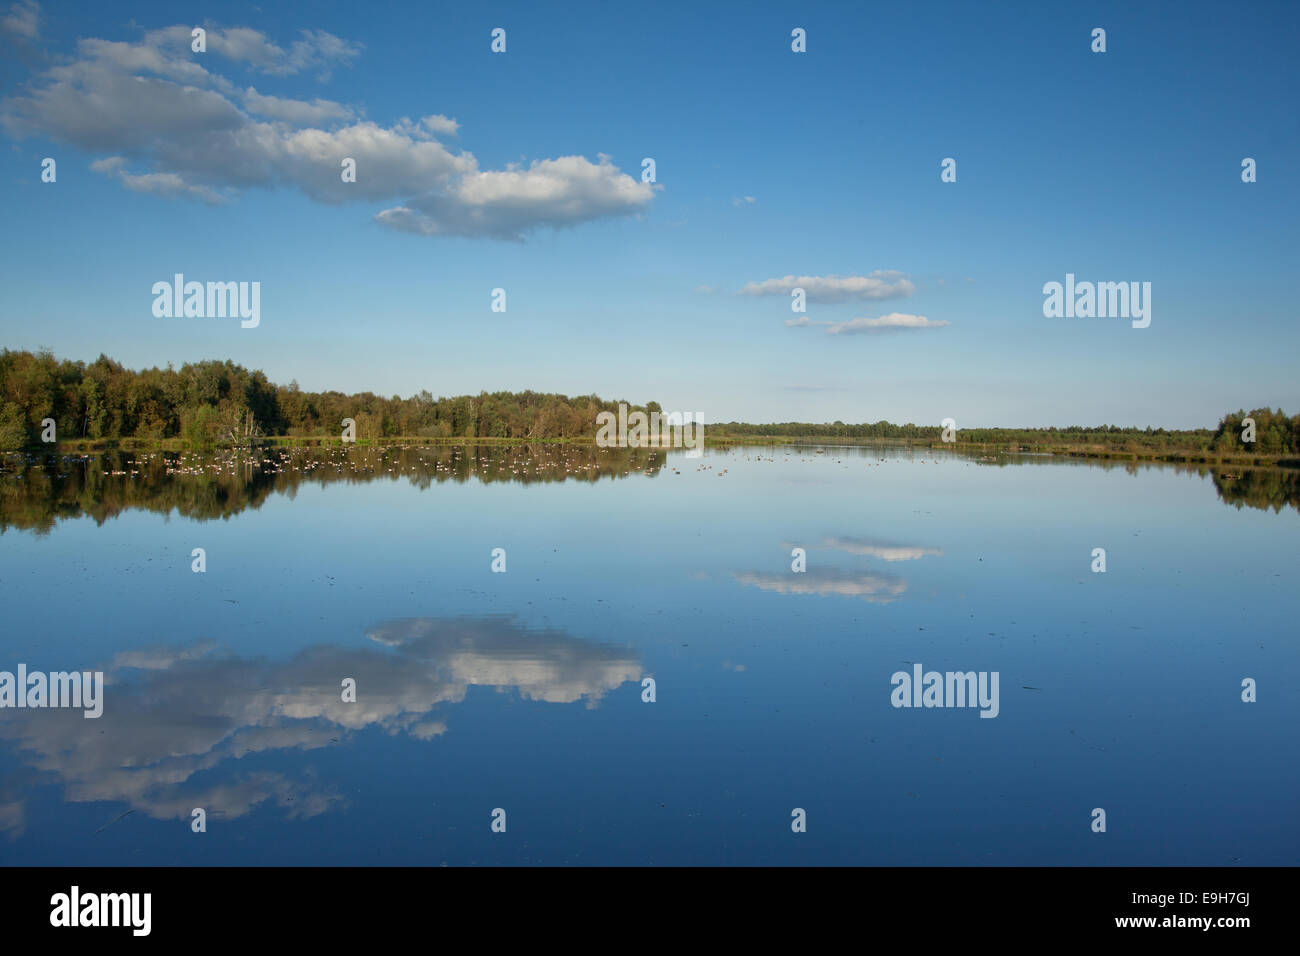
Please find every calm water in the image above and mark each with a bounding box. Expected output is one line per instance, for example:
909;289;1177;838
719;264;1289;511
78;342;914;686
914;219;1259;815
0;443;1296;865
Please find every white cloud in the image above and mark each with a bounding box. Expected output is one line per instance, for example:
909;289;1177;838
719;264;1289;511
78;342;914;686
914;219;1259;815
732;195;756;206
1;23;652;239
786;312;950;335
242;87;353;125
118;170;230;203
825;313;949;335
202;26;362;78
740;270;915;302
420;114;459;137
1;0;38;39
87;156;124;172
374;155;654;240
92;155;228;203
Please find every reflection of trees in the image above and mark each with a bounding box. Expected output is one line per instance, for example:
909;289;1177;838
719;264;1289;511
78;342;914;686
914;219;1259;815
959;449;1299;515
3;442;1291;534
1212;469;1300;514
0;444;667;534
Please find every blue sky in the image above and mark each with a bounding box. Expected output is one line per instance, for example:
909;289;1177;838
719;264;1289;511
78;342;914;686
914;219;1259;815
0;0;1296;428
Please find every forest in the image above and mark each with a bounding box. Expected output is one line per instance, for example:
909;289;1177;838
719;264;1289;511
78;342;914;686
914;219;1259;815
0;349;657;447
1;349;1295;460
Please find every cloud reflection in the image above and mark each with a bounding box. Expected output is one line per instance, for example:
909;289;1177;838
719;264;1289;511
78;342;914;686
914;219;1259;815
0;616;639;837
734;568;907;603
820;536;943;561
736;533;942;603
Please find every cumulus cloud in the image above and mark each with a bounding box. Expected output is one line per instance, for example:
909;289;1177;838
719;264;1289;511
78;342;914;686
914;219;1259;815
786;312;949;335
374;154;654;241
201;25;362;78
0;22;652;239
740;270;915;302
732;195;756;206
1;0;37;39
242;87;354;125
416;114;459;137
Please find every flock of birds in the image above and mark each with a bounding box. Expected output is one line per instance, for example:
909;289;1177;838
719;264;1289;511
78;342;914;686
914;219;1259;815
7;445;967;488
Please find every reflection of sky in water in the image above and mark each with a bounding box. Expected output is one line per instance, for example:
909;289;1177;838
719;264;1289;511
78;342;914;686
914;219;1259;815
0;617;638;838
0;444;1296;864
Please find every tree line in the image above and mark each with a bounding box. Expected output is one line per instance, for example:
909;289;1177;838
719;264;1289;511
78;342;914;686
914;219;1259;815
714;411;1300;457
2;349;1294;457
0;349;659;448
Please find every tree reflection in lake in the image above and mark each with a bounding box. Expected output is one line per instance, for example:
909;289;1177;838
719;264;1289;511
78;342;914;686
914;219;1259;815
0;444;668;534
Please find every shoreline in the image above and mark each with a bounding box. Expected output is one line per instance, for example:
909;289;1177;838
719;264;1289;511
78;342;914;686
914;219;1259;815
10;434;1297;470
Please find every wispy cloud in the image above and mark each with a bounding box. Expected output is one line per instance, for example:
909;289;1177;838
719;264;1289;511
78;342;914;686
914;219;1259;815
242;87;354;124
1;0;39;40
203;25;362;78
91;156;229;204
740;270;914;302
785;312;950;335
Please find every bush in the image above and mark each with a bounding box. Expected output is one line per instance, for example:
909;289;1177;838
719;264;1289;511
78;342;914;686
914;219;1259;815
0;403;28;449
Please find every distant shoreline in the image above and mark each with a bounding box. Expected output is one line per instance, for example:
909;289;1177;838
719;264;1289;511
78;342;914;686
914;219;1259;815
17;433;1298;470
4;351;1293;467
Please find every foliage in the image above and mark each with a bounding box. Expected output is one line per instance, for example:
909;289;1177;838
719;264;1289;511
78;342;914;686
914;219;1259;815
0;349;649;449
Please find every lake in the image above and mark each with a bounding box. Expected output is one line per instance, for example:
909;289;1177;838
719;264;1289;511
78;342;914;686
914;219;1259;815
0;443;1296;865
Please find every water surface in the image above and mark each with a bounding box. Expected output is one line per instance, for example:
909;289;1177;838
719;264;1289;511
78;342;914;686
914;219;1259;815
0;443;1295;865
